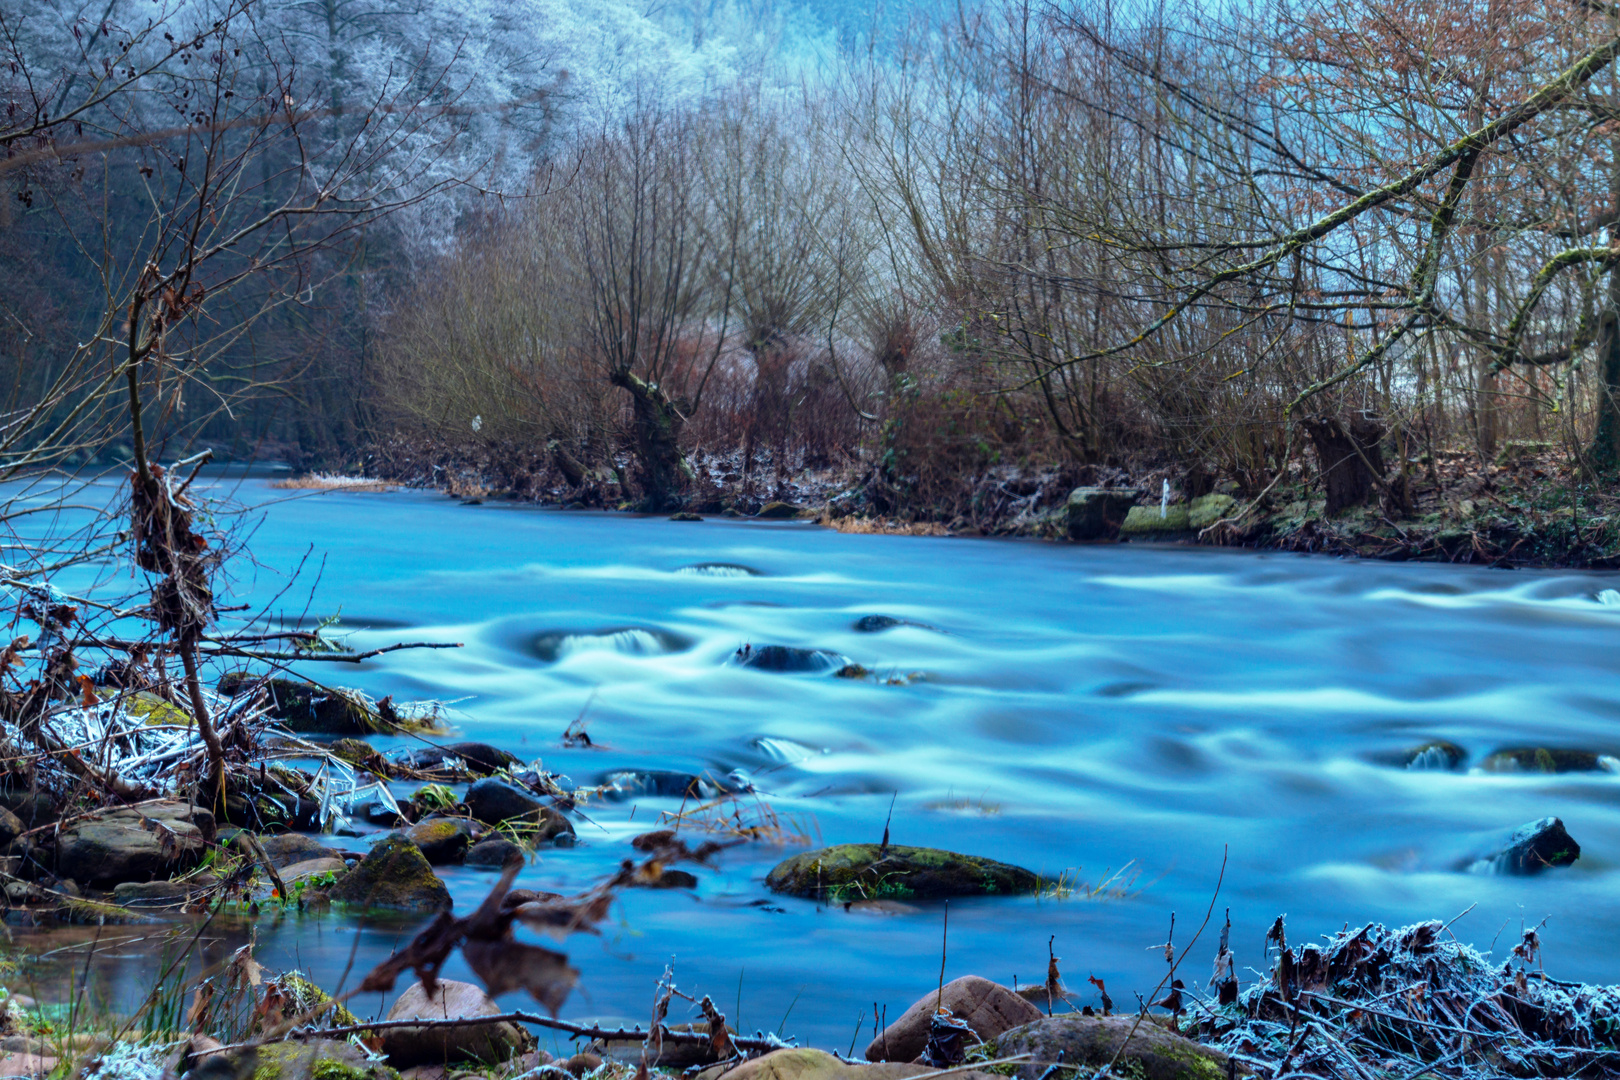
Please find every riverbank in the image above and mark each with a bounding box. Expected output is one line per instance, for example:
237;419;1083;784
354;435;1620;569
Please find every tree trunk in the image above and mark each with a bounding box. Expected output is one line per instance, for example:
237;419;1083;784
1588;311;1620;471
1303;412;1386;515
611;369;687;511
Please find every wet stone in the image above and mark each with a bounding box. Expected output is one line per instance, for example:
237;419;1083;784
766;844;1039;900
993;1014;1235;1080
402;817;476;865
732;644;849;673
53;802;209;888
257;833;345;870
396;742;517;776
462;779;574;843
464;836;524;869
1401;741;1467;770
1468;816;1581;875
382;979;531;1068
866;976;1041;1062
1481;748;1617;774
329;835;451;911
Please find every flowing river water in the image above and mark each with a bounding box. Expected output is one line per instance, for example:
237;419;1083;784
19;474;1620;1049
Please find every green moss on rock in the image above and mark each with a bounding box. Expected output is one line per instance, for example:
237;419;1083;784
765;844;1038;900
993;1015;1232;1080
250;1039;398;1080
1482;748;1615;774
1120;504;1190;537
1187;494;1236;530
329;836;451;912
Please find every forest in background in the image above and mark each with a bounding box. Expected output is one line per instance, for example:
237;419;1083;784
11;0;1620;559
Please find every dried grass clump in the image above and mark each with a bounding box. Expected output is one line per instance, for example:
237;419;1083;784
268;474;396;492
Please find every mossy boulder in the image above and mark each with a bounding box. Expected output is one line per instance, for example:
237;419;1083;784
765;844;1038;900
1187;493;1237;530
328;836;451;912
402;817;475;864
1120;504;1191;538
1481;748;1616;774
248;1038;398;1080
756;501;806;519
993;1015;1235;1080
1063;488;1140;540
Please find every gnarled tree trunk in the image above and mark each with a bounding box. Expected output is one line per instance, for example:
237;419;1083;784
611;369;688;511
1303;412;1386;516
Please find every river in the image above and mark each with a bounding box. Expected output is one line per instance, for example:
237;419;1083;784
19;474;1620;1050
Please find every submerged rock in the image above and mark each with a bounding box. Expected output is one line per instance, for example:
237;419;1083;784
1468;817;1581;875
1063;487;1140;541
766;844;1039;900
598;769;753;800
1397;741;1467;771
866;976;1041;1062
329;836;451;911
53;802;210;888
111;880;194;906
462;779;574;843
396;742;517;776
670;511;704;521
993;1014;1235;1080
1481;748;1618;774
732;644;849;673
382;979;532;1068
853;614;904;632
464;836;524;869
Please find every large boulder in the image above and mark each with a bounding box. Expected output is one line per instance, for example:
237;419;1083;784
402;818;476;865
1064;488;1140;541
766;844;1038;900
1468;817;1580;875
329;836;451;911
866;976;1041;1062
697;1048;997;1080
381;979;531;1068
53;802;211;888
993;1015;1234;1080
462;779;573;842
